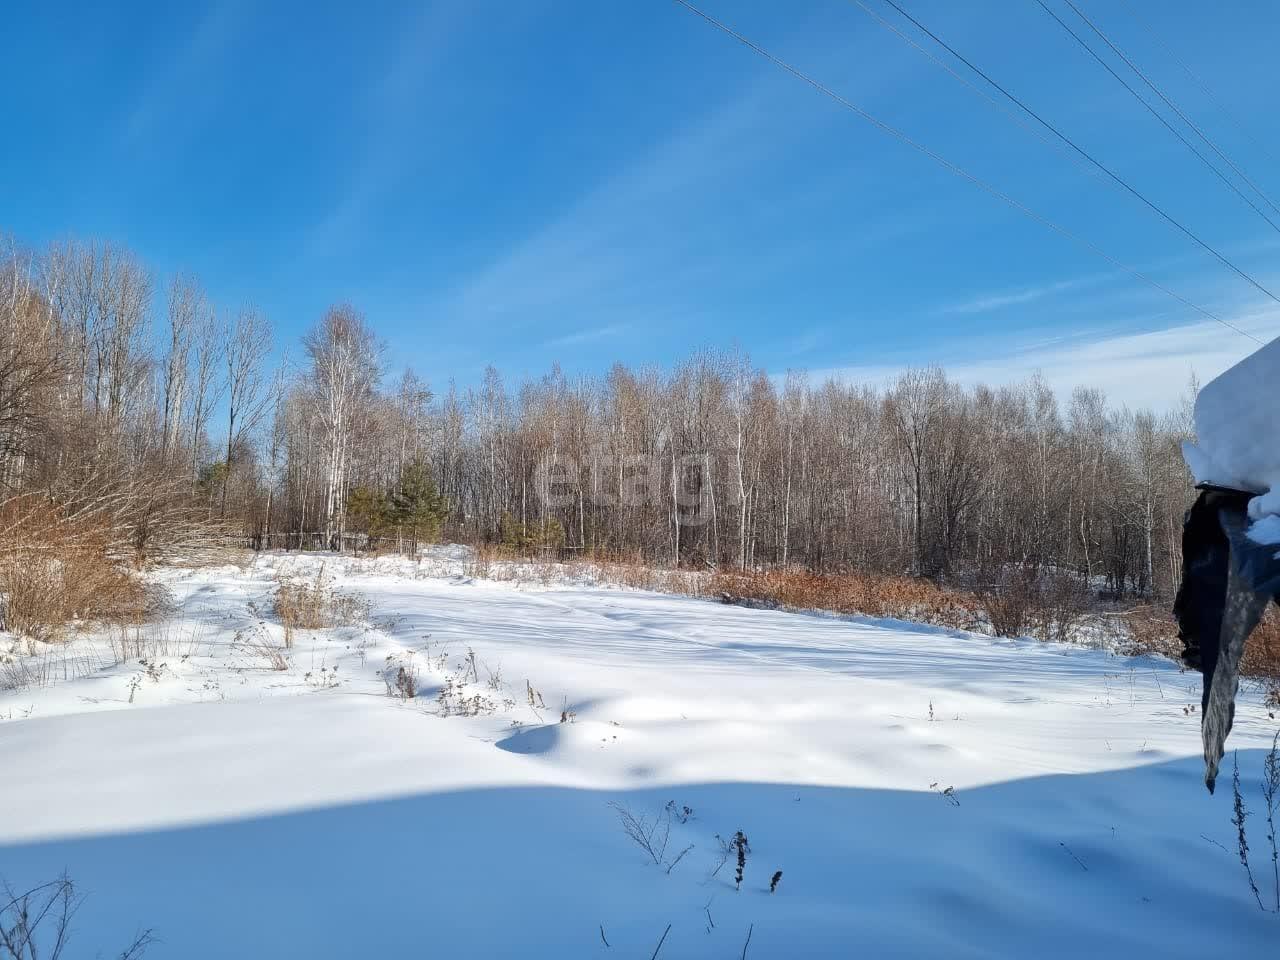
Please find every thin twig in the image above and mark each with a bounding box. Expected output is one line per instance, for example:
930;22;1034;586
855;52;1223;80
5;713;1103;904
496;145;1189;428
119;929;158;960
1059;841;1088;871
1261;732;1280;911
741;923;754;959
1200;833;1229;854
599;924;610;948
1232;750;1265;910
666;843;695;874
650;923;672;959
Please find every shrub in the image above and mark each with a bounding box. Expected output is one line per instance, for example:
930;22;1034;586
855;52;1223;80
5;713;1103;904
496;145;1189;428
609;801;695;873
708;568;980;631
384;656;419;699
978;565;1091;643
1026;568;1090;644
236;625;289;671
464;544;499;580
0;874;154;960
273;566;369;645
978;564;1039;639
1121;604;1280;683
0;501;146;643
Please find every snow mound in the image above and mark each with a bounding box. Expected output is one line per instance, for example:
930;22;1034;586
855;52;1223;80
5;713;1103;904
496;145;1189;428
1182;335;1280;541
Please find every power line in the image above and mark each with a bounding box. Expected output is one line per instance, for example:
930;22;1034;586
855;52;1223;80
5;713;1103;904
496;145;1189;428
1033;0;1280;240
1114;0;1280;179
873;0;1280;310
849;0;1076;164
1060;0;1280;221
667;0;1262;345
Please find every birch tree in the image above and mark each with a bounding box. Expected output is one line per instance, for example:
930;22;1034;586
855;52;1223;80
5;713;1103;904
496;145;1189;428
303;305;382;547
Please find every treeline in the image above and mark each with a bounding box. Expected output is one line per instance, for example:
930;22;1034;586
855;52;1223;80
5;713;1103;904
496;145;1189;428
1;235;1195;610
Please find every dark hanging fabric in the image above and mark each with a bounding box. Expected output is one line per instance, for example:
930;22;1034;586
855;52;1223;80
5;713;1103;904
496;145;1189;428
1173;486;1280;793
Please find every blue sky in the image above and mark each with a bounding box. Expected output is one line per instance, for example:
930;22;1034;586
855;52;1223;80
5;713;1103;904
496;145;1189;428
4;0;1280;409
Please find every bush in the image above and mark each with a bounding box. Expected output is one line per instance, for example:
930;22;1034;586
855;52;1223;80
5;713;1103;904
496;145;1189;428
979;565;1089;643
979;565;1038;639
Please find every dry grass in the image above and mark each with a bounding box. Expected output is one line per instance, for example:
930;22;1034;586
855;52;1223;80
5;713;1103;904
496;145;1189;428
703;565;1280;687
1119;603;1280;674
464;544;500;580
107;621;206;665
383;655;419;700
0;502;147;644
592;557;704;595
708;568;981;631
235;624;289;671
0;644;104;692
459;546;705;594
1120;603;1280;704
273;566;369;647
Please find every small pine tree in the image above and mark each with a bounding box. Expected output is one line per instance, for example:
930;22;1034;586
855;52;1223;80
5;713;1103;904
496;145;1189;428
391;459;448;557
530;517;565;554
498;514;565;556
499;511;526;552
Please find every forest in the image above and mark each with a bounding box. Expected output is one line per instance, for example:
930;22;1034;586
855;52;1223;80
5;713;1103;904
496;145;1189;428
0;235;1197;628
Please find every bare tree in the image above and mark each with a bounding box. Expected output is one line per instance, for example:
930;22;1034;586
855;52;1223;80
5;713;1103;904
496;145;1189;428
221;306;273;516
885;367;946;575
160;273;201;459
187;303;227;487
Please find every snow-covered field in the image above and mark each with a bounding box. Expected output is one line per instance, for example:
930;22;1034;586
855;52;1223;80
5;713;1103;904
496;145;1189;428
2;550;1279;957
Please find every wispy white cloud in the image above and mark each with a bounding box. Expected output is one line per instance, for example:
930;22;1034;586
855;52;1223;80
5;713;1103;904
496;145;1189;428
122;0;245;147
426;27;925;333
937;277;1098;315
782;326;828;357
305;0;481;258
543;323;629;348
430;91;770;326
798;310;1280;411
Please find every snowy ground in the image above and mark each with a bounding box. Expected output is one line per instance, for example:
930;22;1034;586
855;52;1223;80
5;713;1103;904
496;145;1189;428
2;549;1279;957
